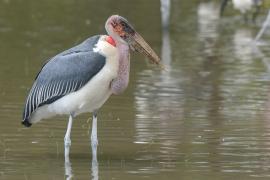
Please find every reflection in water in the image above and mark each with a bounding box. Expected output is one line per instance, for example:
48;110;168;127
233;28;255;62
91;143;99;180
63;116;99;180
161;30;171;69
64;146;73;180
197;1;222;124
256;37;270;142
255;9;270;41
221;24;270;177
134;0;178;143
160;0;170;30
196;2;270;176
197;1;225;174
134;0;184;172
160;0;171;69
231;27;266;101
64;142;99;180
134;67;183;172
64;115;99;180
91;156;98;180
197;1;219;56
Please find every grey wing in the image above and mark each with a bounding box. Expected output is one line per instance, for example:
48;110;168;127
23;36;106;122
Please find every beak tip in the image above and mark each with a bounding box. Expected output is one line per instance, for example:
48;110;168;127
158;62;167;71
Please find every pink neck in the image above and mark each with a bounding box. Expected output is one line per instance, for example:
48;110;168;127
110;42;130;95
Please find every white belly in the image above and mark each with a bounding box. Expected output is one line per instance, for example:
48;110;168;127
30;38;119;124
49;66;114;116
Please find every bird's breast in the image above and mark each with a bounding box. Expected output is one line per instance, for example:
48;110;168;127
48;39;120;115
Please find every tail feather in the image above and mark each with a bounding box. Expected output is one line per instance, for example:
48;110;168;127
22;118;32;127
22;105;32;127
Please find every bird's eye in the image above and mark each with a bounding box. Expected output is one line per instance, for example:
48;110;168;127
120;21;126;27
120;34;127;39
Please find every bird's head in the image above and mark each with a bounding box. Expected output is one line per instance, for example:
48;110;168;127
105;15;162;67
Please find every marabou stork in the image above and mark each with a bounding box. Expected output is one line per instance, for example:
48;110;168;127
22;15;161;151
220;0;262;22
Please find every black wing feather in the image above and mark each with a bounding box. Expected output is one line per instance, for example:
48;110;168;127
23;35;106;124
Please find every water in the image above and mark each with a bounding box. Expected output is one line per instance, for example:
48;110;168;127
1;0;270;179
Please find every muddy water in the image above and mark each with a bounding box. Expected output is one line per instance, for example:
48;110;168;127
1;0;270;179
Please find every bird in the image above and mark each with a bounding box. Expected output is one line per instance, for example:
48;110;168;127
22;15;161;152
220;0;263;22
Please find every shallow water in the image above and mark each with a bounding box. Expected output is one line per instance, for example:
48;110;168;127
1;0;270;179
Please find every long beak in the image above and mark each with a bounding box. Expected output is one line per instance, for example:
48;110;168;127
220;0;229;16
128;32;165;70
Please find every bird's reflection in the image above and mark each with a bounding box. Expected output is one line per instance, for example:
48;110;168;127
255;36;270;119
64;140;99;180
197;1;219;55
255;9;270;42
135;0;177;143
233;28;263;67
253;31;270;172
160;0;170;30
233;28;255;62
64;145;73;180
197;2;225;173
161;0;171;70
227;26;266;116
91;145;99;180
134;0;183;171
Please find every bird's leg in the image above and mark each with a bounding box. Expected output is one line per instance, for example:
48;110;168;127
64;114;74;147
64;114;74;179
90;111;99;180
91;112;98;149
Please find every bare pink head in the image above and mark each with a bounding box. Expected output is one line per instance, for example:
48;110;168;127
105;15;162;66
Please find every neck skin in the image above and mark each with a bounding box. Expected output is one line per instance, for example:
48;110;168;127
110;40;130;95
